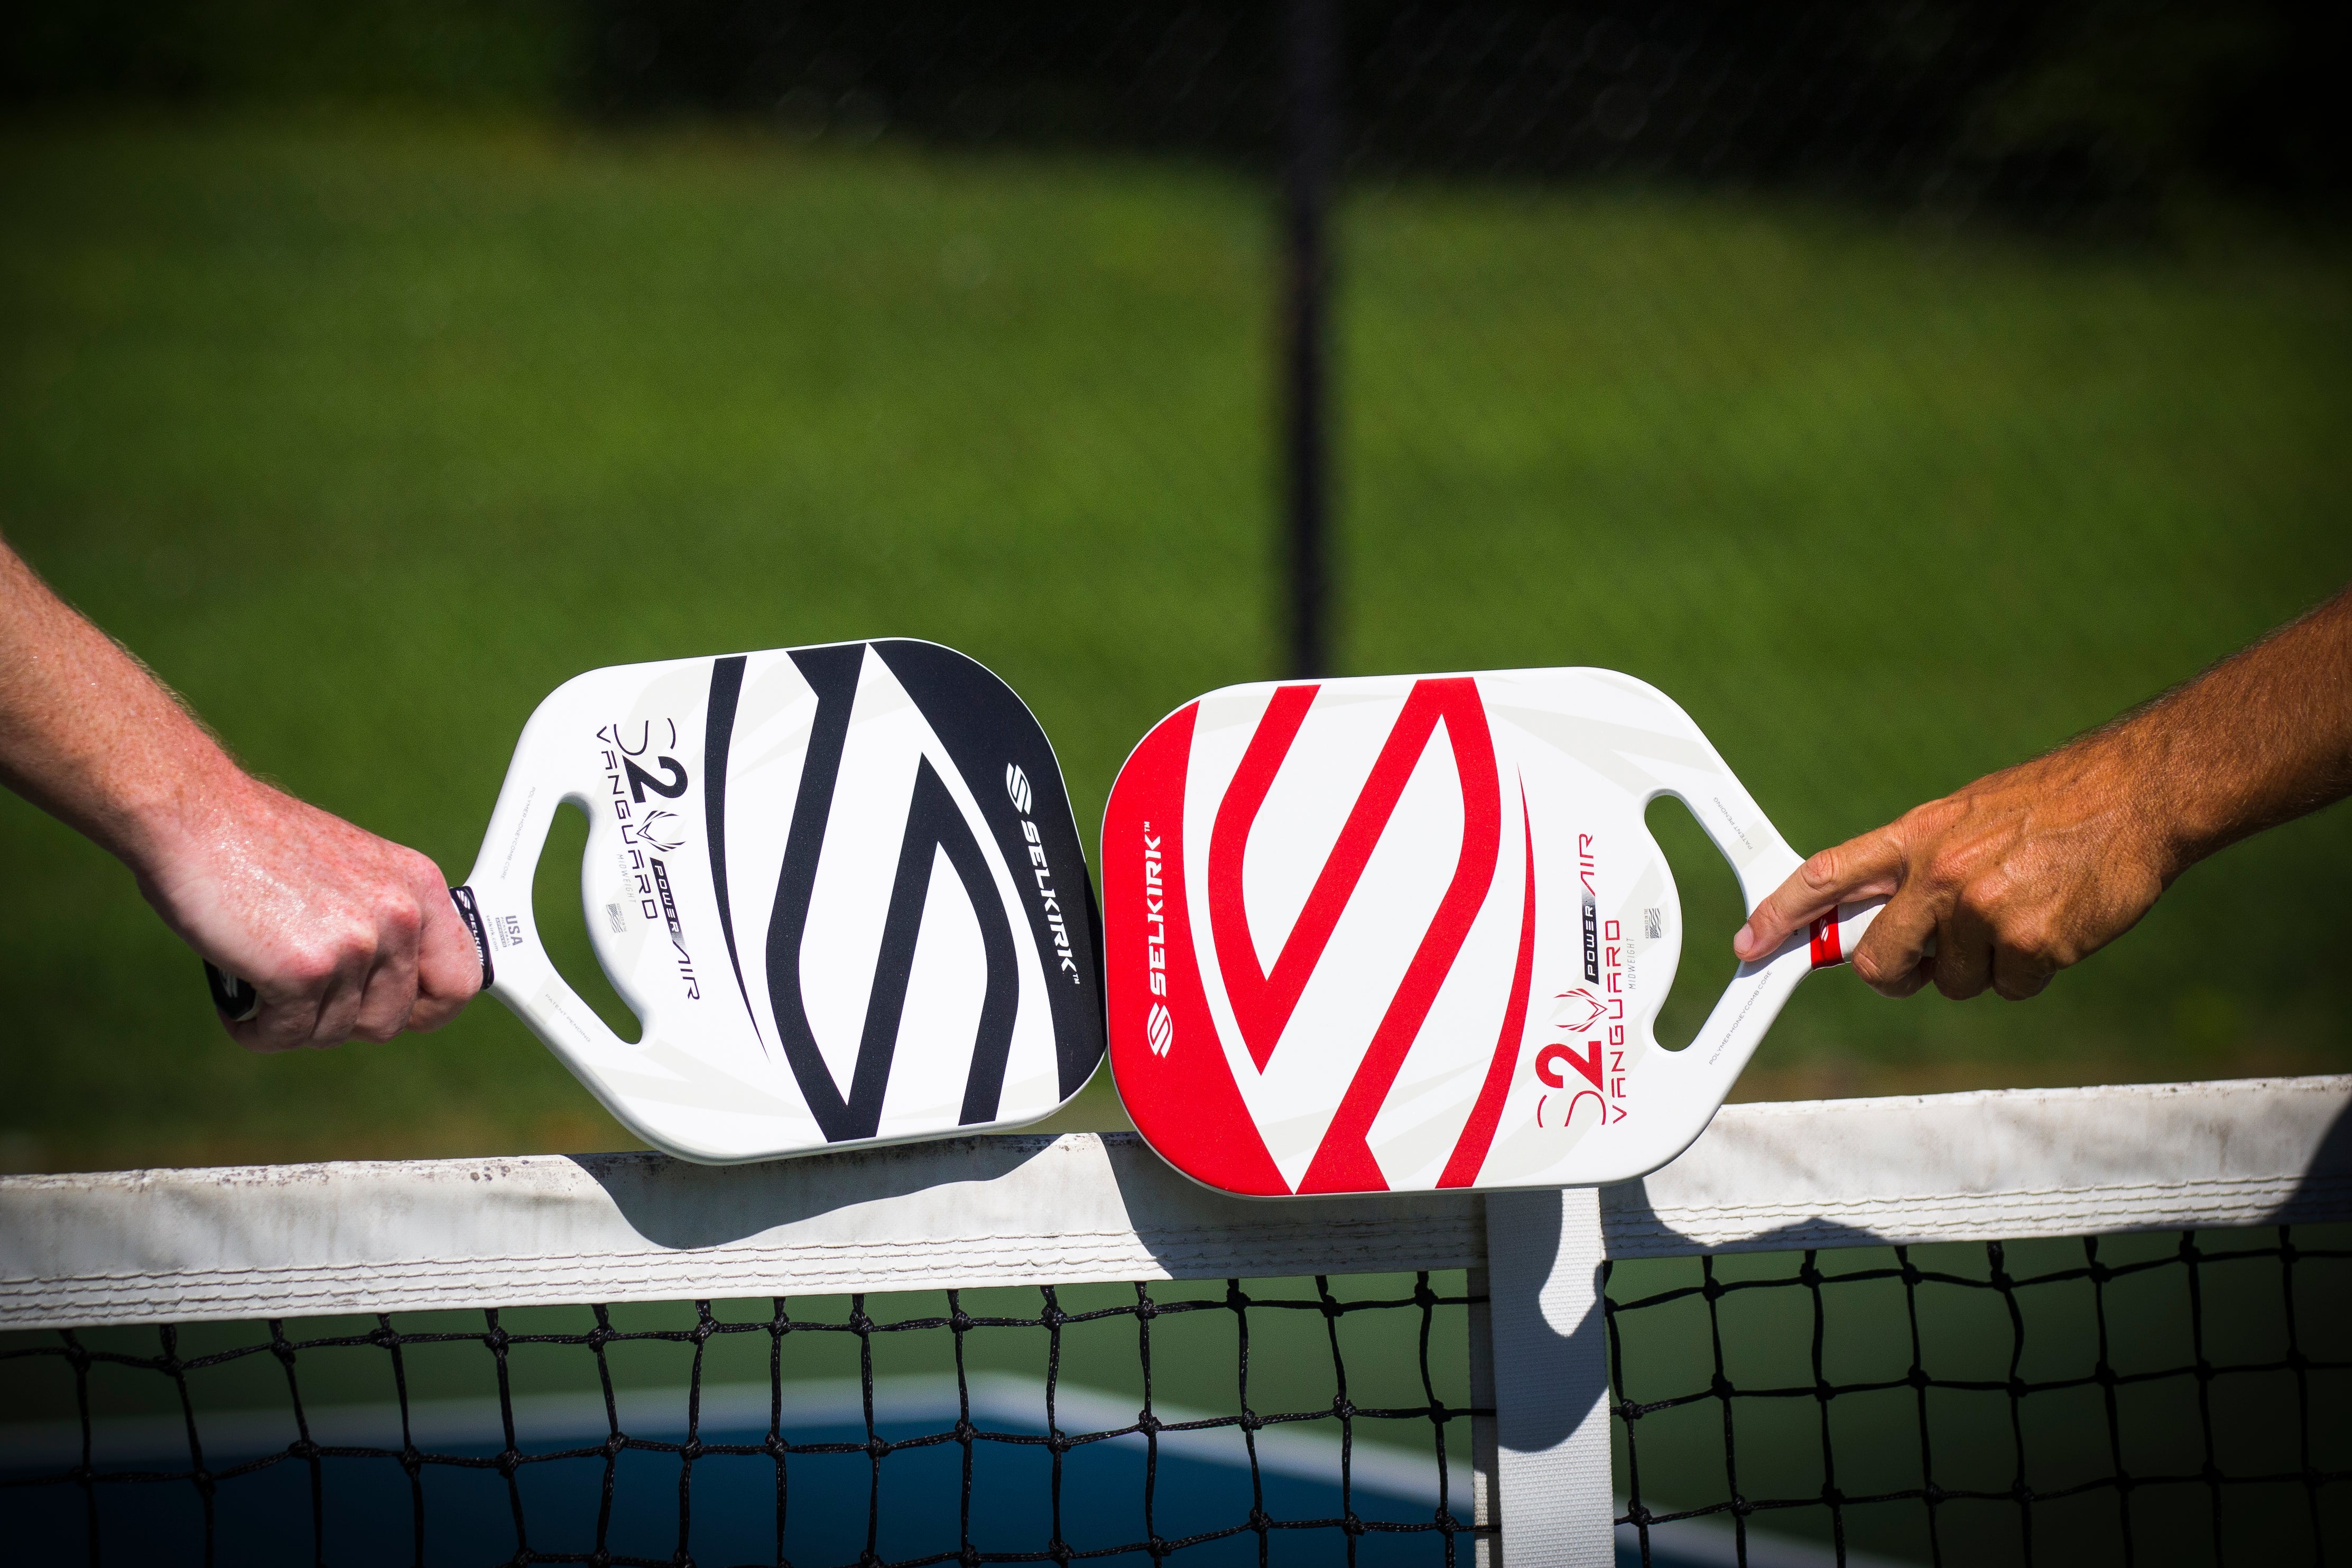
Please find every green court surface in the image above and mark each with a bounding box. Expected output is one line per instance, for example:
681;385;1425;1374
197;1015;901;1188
2;113;2348;1173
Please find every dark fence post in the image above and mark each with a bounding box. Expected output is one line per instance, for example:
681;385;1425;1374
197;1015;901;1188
1281;0;1337;679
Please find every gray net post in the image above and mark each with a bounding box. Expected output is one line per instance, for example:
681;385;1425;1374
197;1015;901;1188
1280;0;1336;679
1484;1185;1617;1563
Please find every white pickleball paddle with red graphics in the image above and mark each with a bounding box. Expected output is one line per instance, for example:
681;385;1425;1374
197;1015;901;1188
206;640;1106;1164
1100;668;1884;1198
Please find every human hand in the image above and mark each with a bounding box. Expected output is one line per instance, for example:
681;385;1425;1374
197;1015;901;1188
138;774;483;1050
1730;736;2171;1001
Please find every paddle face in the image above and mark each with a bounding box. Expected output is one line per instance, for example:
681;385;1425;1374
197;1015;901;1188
465;640;1104;1164
1102;668;1812;1198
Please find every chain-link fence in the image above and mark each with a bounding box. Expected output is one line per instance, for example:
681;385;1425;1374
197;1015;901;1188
650;0;2321;1093
3;13;2350;1566
4;0;2348;1155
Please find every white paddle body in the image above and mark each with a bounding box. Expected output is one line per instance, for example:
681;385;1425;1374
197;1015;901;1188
1101;667;1877;1197
461;639;1105;1164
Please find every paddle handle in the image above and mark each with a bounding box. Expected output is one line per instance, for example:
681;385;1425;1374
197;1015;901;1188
202;887;494;1023
1805;897;1888;969
1805;896;1945;969
1645;773;1918;1146
1678;890;1925;1081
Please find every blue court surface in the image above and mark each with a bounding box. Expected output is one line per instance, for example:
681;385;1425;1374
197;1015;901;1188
2;1375;1839;1566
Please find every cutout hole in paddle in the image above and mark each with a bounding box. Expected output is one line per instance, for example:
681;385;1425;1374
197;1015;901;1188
1644;794;1747;1050
534;801;643;1044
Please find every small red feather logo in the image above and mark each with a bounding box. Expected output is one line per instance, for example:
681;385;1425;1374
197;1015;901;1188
1549;987;1606;1033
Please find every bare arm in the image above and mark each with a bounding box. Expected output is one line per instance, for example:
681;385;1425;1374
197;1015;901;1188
0;538;480;1049
1734;584;2352;1000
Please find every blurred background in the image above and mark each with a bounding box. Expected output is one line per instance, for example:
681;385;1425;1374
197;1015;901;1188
3;0;2347;1174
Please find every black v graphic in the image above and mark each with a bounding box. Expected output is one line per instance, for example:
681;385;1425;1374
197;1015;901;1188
764;645;1021;1141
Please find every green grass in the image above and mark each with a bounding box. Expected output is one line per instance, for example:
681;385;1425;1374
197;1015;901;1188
2;112;2348;1173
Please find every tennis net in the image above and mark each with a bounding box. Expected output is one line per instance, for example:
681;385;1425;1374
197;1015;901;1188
2;1075;2346;1566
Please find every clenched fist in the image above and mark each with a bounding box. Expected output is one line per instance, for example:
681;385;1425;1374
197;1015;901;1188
139;775;481;1050
1;537;481;1050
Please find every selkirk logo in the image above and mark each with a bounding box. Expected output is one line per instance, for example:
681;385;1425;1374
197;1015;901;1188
1141;821;1172;1054
1004;765;1079;982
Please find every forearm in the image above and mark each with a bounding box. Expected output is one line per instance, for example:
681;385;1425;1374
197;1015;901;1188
3;537;479;1046
0;540;252;879
2113;586;2352;878
1736;580;2352;999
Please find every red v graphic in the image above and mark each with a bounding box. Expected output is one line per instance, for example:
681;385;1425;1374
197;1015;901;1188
1206;678;1505;1191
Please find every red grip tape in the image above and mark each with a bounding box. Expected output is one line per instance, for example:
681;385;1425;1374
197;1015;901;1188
1808;911;1844;968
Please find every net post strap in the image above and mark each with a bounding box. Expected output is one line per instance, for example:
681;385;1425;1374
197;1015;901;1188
1466;1264;1498;1566
1485;1185;1614;1565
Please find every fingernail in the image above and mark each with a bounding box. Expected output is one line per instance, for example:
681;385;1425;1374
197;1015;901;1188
1733;923;1756;959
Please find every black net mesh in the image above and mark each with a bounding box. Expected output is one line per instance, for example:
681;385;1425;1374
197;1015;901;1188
1606;1225;2352;1566
0;1274;1489;1567
6;1228;2351;1562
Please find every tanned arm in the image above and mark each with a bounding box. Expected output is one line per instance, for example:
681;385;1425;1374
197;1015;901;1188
0;538;480;1049
1734;583;2352;1001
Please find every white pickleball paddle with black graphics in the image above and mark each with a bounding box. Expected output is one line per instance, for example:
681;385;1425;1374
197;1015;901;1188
1100;667;1884;1198
207;640;1106;1164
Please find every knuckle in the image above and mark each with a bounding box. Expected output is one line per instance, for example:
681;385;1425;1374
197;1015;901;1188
1956;881;2000;922
1999;911;2082;970
1800;850;1841;890
2000;918;2057;965
1899;798;1959;839
281;944;344;988
401;853;448;899
379;897;424;944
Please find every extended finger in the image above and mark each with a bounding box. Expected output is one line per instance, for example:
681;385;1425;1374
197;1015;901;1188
1735;825;1908;961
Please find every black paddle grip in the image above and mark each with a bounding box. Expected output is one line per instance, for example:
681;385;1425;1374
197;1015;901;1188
203;886;494;1024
